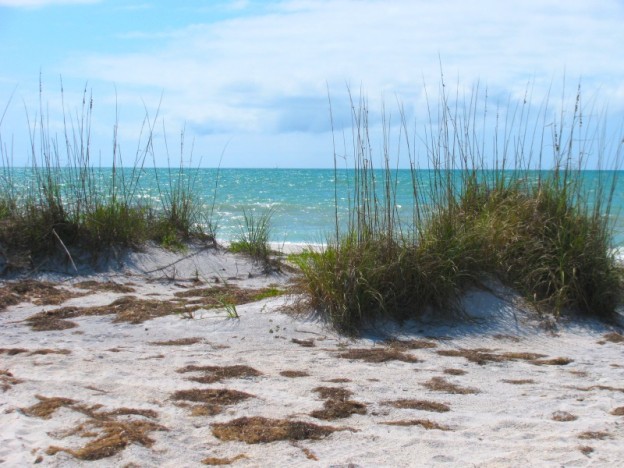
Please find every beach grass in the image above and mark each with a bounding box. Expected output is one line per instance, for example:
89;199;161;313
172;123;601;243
295;81;623;333
228;207;274;263
0;83;217;268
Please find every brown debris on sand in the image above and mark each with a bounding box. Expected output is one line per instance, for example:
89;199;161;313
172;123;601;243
171;388;254;416
22;394;165;461
578;445;594;455
501;379;535;385
22;395;78;419
0;280;83;311
74;280;136;294
150;337;204;346
381;419;451;430
26;308;79;331
337;348;420;363
602;332;624;343
310;386;366;420
291;338;315;347
1;347;71;356
280;370;310;378
385;339;437;350
1;369;24;392
436;348;545;365
422;377;480;394
610;407;624;416
383;399;450;413
202;454;248;465
552;411;577;422
530;357;573;366
46;418;166;461
174;285;283;309
177;365;262;384
577;431;612;440
211;416;346;444
25;296;188;329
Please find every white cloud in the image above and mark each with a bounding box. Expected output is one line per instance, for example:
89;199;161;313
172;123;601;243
31;0;620;167
75;1;623;128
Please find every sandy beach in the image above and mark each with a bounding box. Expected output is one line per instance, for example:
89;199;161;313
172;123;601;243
1;244;623;467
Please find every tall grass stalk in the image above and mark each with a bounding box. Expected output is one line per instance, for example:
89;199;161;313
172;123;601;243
297;80;622;334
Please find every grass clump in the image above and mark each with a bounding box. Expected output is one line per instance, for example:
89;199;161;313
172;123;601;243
0;82;217;270
296;80;623;334
229;208;273;263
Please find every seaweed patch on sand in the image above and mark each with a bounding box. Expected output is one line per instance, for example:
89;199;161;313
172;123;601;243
336;348;420;363
176;365;262;384
211;417;349;443
171;388;254;416
21;395;166;461
310;386;367;420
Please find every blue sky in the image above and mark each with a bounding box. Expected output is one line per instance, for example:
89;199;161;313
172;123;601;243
1;0;623;168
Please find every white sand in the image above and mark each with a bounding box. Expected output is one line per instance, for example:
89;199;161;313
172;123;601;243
1;245;623;467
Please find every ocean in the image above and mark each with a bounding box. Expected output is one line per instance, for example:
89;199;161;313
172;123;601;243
4;168;624;247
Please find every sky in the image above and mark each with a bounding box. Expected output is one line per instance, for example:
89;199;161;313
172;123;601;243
1;0;623;168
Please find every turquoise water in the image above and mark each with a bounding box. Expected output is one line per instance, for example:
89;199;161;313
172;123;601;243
4;168;624;246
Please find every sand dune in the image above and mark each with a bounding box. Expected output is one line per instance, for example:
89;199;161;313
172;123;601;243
1;245;623;467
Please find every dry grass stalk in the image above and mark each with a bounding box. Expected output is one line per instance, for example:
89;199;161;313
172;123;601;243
381;419;451;431
211;417;345;444
422;377;479;394
383;399;450;413
337;348;420;363
325;378;351;383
